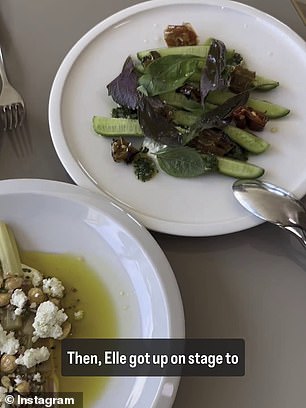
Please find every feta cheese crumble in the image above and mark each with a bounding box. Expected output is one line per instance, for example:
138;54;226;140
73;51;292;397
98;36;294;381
74;310;84;320
0;324;20;355
10;289;27;315
15;347;50;369
32;300;68;339
14;375;23;385
22;264;43;287
42;277;64;298
32;372;41;382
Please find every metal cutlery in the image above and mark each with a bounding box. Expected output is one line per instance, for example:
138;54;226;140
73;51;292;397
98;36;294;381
232;179;306;248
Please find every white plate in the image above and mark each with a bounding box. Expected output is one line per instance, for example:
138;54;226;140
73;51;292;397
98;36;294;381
49;0;306;236
0;179;184;408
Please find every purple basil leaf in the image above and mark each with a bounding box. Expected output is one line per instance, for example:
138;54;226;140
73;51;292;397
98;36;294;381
107;56;139;110
138;96;182;146
184;91;250;145
200;39;227;105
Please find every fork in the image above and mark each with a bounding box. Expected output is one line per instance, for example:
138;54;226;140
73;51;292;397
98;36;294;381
0;46;25;131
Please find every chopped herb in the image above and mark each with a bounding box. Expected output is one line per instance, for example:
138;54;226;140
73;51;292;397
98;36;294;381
112;106;138;119
133;152;158;182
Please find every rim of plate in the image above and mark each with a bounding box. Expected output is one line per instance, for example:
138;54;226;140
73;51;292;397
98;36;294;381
0;178;185;408
48;0;306;237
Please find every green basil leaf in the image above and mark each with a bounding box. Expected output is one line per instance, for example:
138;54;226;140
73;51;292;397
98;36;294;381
156;146;214;177
138;55;202;96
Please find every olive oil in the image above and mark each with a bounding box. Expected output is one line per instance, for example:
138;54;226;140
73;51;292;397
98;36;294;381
21;251;118;408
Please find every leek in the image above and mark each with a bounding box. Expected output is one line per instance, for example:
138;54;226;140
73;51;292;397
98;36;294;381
0;221;23;278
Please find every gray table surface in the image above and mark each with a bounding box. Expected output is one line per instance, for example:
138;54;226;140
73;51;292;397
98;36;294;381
0;1;305;407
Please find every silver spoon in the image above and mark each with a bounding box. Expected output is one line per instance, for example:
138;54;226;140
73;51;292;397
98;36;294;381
232;179;306;248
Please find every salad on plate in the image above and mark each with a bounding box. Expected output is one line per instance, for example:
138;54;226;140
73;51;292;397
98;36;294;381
93;23;290;182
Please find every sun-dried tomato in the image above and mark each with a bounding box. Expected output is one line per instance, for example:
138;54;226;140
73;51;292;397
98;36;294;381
164;23;198;47
232;106;268;131
111;137;139;163
188;128;234;156
229;66;256;93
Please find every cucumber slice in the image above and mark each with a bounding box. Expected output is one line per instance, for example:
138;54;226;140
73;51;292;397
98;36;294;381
247;99;290;119
206;90;290;119
223;125;270;154
203;37;214;46
137;45;235;62
134;63;145;74
172;110;201;127
161;92;202;112
92;116;143;137
253;75;279;91
137;45;210;60
217;157;264;179
204;102;218;111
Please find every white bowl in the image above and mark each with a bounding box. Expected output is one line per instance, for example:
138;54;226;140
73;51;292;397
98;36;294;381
0;178;184;408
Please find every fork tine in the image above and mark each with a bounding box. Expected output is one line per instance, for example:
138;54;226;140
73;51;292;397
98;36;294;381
4;106;13;130
12;104;19;128
1;106;8;131
16;103;25;127
7;120;32;158
0;47;27;155
0;107;3;129
10;104;16;128
0;104;25;131
9;106;14;130
8;126;23;157
6;107;10;130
